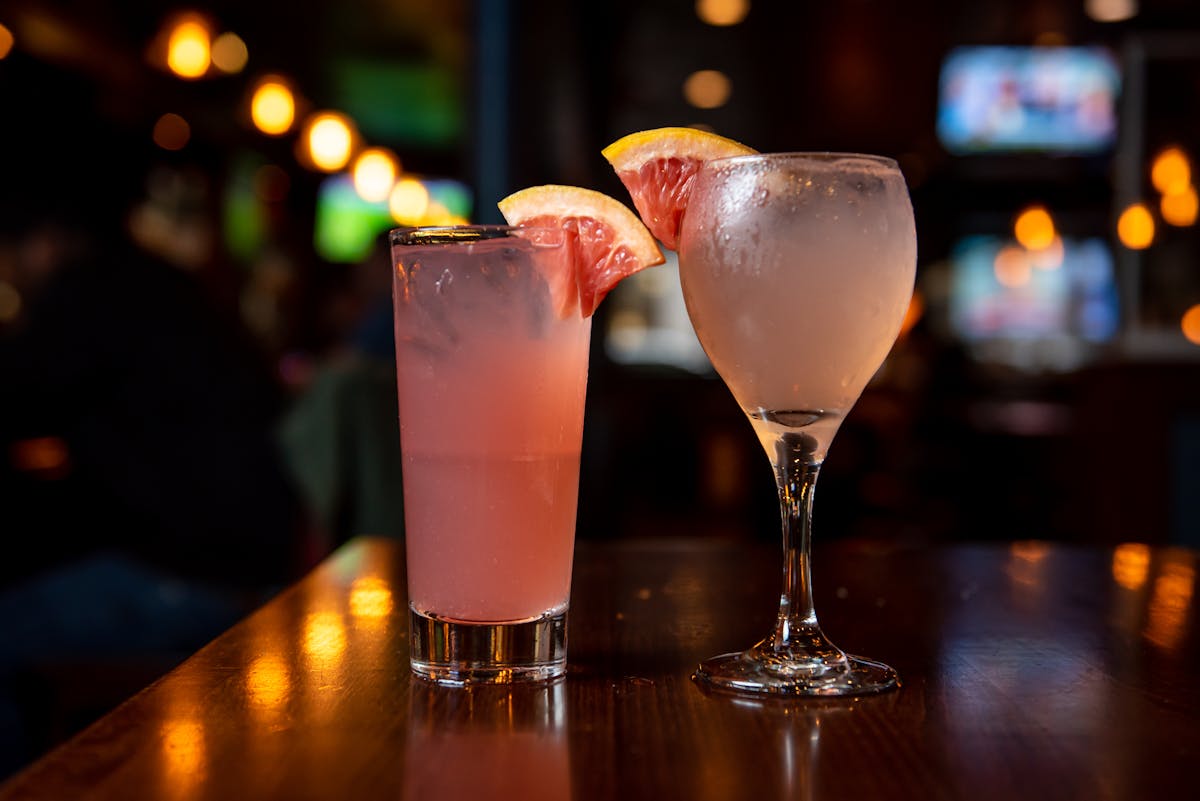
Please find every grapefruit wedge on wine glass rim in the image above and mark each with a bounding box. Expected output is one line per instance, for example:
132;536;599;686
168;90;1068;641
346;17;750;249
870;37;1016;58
602;127;757;251
499;184;665;319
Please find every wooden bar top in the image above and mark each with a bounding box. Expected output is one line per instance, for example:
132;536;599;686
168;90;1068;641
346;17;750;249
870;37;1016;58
1;536;1196;799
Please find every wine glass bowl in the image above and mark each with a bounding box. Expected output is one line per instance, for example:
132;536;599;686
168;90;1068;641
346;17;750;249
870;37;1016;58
678;153;916;696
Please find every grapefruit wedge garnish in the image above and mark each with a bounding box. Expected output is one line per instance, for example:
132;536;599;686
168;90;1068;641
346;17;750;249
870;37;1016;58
602;127;757;251
499;185;664;318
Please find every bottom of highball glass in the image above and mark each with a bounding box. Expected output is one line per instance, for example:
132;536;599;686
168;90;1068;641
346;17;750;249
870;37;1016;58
409;608;567;686
693;650;900;697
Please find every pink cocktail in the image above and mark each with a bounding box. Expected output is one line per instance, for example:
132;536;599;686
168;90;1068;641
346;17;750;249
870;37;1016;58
391;225;591;684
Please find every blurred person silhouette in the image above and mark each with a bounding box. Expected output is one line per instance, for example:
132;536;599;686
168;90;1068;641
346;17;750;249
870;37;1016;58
277;231;405;552
0;100;303;772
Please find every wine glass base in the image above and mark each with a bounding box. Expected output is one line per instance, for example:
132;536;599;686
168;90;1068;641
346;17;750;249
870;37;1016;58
693;651;900;697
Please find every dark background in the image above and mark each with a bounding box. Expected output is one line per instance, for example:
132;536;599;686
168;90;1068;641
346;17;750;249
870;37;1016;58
1;0;1199;778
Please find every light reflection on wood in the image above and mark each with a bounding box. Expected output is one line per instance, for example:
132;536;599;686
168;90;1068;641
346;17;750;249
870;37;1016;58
246;653;291;716
159;717;205;800
350;576;395;620
1145;559;1195;650
1112;543;1151;591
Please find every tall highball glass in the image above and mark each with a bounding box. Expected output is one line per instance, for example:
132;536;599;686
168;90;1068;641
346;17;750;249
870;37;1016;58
678;153;916;695
391;226;591;685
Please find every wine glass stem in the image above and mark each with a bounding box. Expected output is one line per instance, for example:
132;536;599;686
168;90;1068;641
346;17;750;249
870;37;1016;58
773;433;823;648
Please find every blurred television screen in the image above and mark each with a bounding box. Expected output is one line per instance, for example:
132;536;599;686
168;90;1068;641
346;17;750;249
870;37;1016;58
937;46;1120;155
948;235;1119;370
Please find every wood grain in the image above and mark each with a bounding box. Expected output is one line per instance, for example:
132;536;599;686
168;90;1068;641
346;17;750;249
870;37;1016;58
0;537;1196;799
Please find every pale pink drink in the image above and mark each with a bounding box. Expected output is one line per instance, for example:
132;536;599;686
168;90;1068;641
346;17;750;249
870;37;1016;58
679;153;916;695
391;226;591;684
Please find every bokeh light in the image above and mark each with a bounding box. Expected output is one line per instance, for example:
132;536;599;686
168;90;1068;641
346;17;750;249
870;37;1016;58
152;113;190;151
352;148;399;203
211;32;248;74
1182;304;1200;346
1085;0;1138;23
304;112;355;172
166;18;211;79
0;23;13;59
1028;235;1064;270
994;245;1031;288
696;0;750;26
1117;202;1155;250
1151;147;1190;196
1112;543;1151;590
250;77;295;136
1013;205;1056;250
1160;185;1198;227
684;69;732;109
389;178;430;224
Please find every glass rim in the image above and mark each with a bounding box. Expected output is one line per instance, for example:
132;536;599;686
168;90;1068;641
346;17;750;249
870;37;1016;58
390;224;562;247
702;151;900;171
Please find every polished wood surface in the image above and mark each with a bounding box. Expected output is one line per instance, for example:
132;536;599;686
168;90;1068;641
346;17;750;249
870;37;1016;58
1;536;1197;799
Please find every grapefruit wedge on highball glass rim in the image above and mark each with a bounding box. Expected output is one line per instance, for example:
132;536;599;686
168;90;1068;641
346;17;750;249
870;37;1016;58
499;184;665;318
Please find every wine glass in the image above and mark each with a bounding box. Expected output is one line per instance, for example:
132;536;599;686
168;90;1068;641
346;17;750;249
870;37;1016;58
678;153;916;696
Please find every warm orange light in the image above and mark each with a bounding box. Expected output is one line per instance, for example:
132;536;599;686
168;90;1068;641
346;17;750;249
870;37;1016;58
898;289;924;338
1117;203;1155;250
152;113;190;151
304;112;355;172
684;70;732;110
250;77;295;136
0;23;14;59
303;611;346;667
389;178;430;224
1014;205;1056;250
11;436;70;476
1145;561;1194;650
166;18;210;79
696;0;749;26
1151;146;1191;196
160;717;205;785
994;245;1031;288
349;576;394;619
1182;304;1200;346
352;148;399;203
245;653;290;709
1161;185;1198;227
210;32;248;74
1112;543;1151;590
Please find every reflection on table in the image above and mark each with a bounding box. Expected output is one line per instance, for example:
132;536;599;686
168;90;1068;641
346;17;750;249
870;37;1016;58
0;536;1195;800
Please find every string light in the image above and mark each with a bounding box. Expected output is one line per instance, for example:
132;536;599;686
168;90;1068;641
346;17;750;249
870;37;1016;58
352;148;399;203
250;77;295;136
1117;203;1155;250
303;112;355;172
166;17;211;79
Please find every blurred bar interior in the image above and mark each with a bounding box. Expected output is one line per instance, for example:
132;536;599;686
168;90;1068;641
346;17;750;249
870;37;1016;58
0;0;1199;778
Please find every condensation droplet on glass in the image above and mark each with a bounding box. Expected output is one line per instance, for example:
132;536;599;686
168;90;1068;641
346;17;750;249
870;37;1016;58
435;268;454;294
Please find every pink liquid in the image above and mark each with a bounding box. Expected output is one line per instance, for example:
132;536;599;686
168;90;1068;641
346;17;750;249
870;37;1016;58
393;237;591;623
